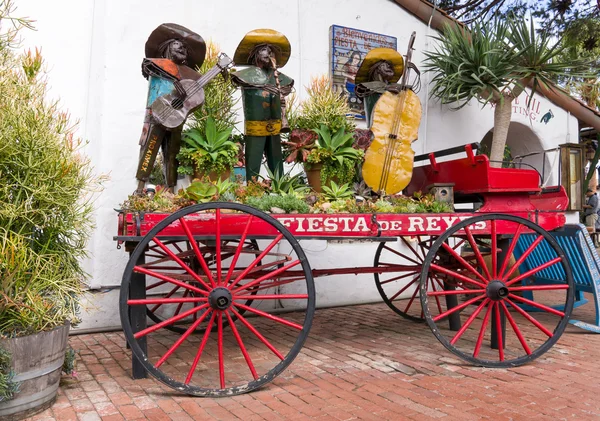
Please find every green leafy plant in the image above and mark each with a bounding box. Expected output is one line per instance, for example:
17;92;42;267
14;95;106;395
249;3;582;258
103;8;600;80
245;194;310;214
179;116;238;176
424;17;592;167
263;168;310;198
293;75;355;133
178;40;240;176
0;347;19;403
0;14;104;337
180;181;218;203
307;125;364;185
321;181;354;201
119;187;179;213
62;346;77;377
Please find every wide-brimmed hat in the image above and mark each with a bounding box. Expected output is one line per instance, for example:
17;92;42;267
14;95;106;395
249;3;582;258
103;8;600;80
354;47;404;85
234;29;291;67
145;23;206;69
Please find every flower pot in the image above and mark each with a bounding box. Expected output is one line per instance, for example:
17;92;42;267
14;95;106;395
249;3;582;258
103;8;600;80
305;163;323;193
305;163;341;193
0;323;70;420
191;168;231;183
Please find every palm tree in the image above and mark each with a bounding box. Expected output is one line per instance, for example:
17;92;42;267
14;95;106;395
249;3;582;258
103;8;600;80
424;17;591;167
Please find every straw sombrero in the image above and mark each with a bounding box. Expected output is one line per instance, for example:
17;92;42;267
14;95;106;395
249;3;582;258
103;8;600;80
234;29;291;67
145;23;206;69
355;48;404;85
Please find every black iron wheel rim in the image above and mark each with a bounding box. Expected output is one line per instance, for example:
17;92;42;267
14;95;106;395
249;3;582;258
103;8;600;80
120;202;315;397
419;213;574;368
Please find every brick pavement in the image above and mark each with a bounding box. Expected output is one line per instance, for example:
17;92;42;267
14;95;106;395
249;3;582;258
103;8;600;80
28;299;600;421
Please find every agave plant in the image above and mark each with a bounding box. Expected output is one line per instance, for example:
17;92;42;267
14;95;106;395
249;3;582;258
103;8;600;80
178;117;238;176
312;124;362;165
263;168;310;198
321;181;354;201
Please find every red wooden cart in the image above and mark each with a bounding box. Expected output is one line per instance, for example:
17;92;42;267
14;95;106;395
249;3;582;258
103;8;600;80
115;144;574;396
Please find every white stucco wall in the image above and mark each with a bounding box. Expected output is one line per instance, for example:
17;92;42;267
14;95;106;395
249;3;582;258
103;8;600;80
15;0;580;331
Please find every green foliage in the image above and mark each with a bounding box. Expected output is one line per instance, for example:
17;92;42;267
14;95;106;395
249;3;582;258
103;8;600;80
424;17;593;109
189;41;239;135
119;188;180;213
307;125;364;186
178;40;240;175
180;181;218;203
263;168;310;198
0;13;103;337
212;177;236;197
292;75;355;133
62;346;77;377
321;181;354;201
0;347;19;402
424;19;515;109
245;194;311;214
179;116;238;175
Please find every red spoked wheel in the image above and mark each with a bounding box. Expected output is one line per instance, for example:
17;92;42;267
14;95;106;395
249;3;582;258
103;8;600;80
142;239;261;333
374;236;485;322
419;214;574;367
120;203;315;396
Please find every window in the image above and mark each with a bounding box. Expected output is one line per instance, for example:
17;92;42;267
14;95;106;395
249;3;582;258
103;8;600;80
560;143;584;211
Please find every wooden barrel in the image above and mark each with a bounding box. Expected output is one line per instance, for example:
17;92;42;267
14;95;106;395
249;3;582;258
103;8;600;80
0;323;69;420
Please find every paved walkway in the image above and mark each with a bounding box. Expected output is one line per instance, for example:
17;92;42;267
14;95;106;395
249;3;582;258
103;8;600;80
30;300;600;421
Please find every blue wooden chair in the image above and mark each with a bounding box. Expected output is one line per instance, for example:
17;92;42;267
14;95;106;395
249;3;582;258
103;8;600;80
512;224;600;333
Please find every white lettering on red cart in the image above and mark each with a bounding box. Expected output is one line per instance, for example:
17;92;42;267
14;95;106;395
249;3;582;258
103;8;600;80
276;215;487;234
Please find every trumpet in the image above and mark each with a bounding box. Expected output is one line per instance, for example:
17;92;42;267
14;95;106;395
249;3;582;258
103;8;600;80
270;56;290;133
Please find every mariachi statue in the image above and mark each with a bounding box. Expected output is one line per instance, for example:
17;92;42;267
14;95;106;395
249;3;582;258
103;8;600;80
354;47;405;128
356;34;422;196
231;29;294;180
135;23;233;193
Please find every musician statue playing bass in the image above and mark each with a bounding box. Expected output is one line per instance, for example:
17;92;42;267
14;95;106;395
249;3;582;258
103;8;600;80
355;48;406;128
135;23;206;194
231;29;294;180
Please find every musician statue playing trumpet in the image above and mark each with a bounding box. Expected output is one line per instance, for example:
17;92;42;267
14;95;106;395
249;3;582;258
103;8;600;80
231;29;294;180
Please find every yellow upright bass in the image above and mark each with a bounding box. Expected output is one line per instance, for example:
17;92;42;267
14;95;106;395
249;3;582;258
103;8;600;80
360;33;422;195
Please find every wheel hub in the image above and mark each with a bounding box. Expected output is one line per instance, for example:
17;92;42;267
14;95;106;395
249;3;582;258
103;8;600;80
208;287;232;310
486;280;509;301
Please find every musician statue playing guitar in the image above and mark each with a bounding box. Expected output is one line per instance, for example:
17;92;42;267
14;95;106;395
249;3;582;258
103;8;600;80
355;48;406;128
231;29;294;180
135;23;233;194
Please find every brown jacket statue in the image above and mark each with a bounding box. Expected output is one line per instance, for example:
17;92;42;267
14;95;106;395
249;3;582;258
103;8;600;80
135;23;206;193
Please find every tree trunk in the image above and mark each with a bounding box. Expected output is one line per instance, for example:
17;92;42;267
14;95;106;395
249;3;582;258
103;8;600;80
490;96;513;168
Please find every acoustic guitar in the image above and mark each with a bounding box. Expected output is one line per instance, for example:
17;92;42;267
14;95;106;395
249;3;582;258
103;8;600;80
151;53;233;129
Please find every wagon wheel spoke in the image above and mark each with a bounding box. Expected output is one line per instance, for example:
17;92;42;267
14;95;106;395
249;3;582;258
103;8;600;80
420;214;574;368
375;237;451;322
121;203;314;396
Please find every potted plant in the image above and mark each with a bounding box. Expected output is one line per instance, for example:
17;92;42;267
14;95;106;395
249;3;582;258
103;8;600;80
179;116;238;181
283;75;360;191
305;124;364;191
177;40;240;181
0;3;103;418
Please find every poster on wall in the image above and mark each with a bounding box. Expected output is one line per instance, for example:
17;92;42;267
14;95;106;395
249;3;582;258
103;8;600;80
329;25;397;120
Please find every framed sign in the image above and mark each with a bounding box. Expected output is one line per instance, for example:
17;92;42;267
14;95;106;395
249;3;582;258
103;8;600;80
329;25;397;120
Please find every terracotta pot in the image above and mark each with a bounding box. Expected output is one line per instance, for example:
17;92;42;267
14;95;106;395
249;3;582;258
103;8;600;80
191;168;231;183
305;163;323;193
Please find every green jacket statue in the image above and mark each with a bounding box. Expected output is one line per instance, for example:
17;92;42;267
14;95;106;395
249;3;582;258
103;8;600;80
232;29;294;180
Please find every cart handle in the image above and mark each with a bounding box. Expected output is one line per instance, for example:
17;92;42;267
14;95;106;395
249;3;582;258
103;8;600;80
414;142;480;163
